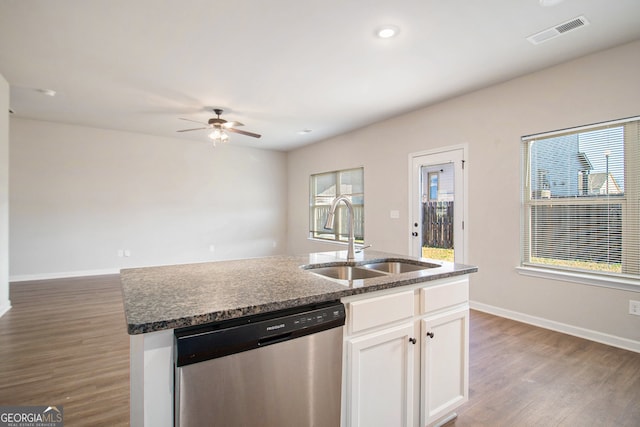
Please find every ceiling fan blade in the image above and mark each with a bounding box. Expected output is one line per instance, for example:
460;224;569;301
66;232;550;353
177;127;208;132
179;117;207;125
227;128;261;138
223;121;245;128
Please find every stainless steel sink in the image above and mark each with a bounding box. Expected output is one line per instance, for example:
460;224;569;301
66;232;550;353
361;261;440;274
306;265;386;281
303;258;441;282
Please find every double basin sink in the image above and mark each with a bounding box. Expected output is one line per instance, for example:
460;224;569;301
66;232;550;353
303;259;441;282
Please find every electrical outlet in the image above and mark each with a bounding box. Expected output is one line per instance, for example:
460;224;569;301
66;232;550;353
630;300;640;316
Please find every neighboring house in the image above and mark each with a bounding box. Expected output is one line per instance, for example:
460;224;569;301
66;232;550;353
530;133;584;198
531;130;624;199
587;172;622;195
315;184;354;204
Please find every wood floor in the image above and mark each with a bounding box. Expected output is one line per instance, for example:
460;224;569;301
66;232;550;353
0;275;638;426
452;310;640;427
0;275;129;426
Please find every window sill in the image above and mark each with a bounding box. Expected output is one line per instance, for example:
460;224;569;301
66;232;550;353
516;266;640;293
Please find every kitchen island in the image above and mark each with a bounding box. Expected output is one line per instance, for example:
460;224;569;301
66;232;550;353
121;250;477;426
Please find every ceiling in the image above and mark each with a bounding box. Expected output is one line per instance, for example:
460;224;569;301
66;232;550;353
1;0;639;152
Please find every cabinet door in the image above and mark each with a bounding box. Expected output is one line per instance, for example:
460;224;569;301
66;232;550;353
347;322;416;427
421;307;469;426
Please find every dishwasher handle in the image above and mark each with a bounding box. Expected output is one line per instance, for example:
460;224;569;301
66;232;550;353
258;332;293;346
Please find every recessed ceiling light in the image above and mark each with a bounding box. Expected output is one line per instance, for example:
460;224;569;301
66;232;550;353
376;25;399;39
539;0;564;6
36;88;56;97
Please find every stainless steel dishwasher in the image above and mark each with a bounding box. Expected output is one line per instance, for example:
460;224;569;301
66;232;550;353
174;300;346;427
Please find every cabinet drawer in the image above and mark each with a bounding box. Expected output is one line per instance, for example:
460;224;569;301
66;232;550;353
420;279;468;314
348;290;414;334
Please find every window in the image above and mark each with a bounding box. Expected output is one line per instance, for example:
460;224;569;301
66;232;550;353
428;172;439;201
310;167;364;243
521;116;640;283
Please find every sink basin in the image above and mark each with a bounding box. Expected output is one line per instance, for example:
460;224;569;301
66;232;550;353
306;265;386;281
361;261;440;274
303;259;441;282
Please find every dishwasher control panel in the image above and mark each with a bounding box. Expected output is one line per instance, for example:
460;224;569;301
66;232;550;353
175;301;345;366
269;304;345;334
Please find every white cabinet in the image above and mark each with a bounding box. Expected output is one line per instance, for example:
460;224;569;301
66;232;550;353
343;290;416;427
342;276;469;427
420;307;469;426
419;278;469;426
347;322;416;427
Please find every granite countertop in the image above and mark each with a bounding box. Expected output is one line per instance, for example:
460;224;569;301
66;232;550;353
120;250;478;335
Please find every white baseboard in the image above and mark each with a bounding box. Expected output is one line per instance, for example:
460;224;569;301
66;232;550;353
9;268;120;283
0;302;11;318
470;301;640;354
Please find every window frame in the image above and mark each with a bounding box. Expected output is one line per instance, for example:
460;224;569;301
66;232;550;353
309;167;364;244
519;116;640;291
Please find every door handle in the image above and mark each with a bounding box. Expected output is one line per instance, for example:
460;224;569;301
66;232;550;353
409;337;417;345
426;332;435;339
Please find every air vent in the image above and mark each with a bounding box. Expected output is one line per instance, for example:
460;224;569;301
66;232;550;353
527;16;590;45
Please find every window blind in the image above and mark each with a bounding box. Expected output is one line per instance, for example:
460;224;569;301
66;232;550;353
521;116;640;281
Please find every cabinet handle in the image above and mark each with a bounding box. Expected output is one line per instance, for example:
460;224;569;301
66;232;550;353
409;337;417;344
426;332;435;339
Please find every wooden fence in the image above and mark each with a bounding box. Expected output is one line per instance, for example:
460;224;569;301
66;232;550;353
422;201;454;249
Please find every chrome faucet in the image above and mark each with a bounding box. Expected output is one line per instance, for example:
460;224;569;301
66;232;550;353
324;195;356;262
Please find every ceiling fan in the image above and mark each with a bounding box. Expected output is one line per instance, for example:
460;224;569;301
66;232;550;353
177;109;261;146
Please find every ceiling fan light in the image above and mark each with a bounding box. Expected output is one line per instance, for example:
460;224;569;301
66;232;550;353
208;128;230;146
176;109;259;145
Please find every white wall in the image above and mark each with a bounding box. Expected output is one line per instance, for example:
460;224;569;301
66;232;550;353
287;40;640;345
0;73;10;316
9;119;287;280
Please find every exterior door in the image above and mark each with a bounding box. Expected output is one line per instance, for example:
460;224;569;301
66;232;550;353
410;147;467;263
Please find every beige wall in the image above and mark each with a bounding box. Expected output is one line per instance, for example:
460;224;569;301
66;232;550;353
0;73;9;316
287;40;640;345
10;119;288;279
